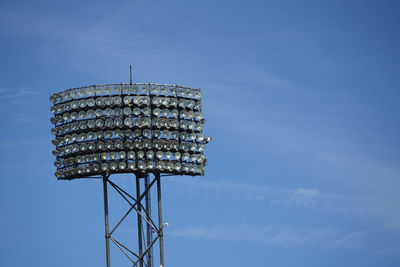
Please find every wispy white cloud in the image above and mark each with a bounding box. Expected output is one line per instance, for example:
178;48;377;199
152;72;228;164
203;77;400;200
168;224;369;251
12;113;38;124
168;177;343;210
0;88;43;126
201;80;400;233
0;139;47;149
0;87;42;103
166;178;400;230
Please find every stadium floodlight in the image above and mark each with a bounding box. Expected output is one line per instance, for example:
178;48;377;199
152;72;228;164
50;83;209;179
49;69;210;267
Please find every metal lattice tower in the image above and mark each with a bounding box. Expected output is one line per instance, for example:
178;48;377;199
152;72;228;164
49;68;210;266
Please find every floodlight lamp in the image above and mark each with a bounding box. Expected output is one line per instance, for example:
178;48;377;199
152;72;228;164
101;162;109;171
187;110;195;119
161;87;168;94
124;118;132;127
182;153;190;161
128;151;135;159
125;130;132;137
174;152;181;160
122;85;129;94
114;85;121;94
166;162;173;171
110;162;118;170
138;161;146;170
115;130;122;137
128;161;135;169
125;140;133;149
123;96;131;105
153;108;161;116
174;162;182;171
170;87;177;95
79;99;87;108
87;87;95;95
142;85;149;93
88;120;95;128
86;109;95;117
161;97;170;106
156;151;163;160
162;130;169;138
138;151;145;159
123;107;132;115
114;96;122;105
152;86;160;94
104;86;112;94
105;108;112;116
146;151;154;160
143;129;151;138
143;107;151;116
96;119;104;128
119;162;126;170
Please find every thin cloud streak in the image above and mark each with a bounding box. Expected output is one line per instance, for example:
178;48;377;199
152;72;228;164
0;87;42;99
203;82;400;219
168;177;354;210
167;177;400;229
168;224;370;251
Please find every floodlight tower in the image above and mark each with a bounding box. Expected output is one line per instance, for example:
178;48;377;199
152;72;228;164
49;70;210;267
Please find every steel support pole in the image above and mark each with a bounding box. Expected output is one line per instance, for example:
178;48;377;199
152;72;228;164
130;65;132;84
136;175;144;267
144;174;153;267
103;175;111;267
156;173;164;267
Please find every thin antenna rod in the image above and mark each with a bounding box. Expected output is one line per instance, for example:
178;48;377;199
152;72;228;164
130;65;133;84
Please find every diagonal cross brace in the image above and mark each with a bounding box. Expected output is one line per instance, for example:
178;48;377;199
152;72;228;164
107;179;159;235
102;173;164;267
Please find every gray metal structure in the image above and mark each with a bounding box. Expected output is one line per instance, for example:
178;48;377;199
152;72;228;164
49;70;209;267
102;172;163;267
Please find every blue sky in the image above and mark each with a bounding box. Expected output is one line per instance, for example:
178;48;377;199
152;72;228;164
0;0;399;266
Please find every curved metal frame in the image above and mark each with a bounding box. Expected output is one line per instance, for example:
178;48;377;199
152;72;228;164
50;83;208;180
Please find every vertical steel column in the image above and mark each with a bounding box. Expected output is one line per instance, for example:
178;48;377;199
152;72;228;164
130;65;132;84
136;175;144;267
103;175;111;267
156;173;164;267
144;174;153;267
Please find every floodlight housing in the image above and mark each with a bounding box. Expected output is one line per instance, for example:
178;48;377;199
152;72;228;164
50;83;209;180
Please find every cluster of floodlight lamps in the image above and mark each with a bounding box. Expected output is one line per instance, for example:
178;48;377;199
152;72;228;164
50;83;210;180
